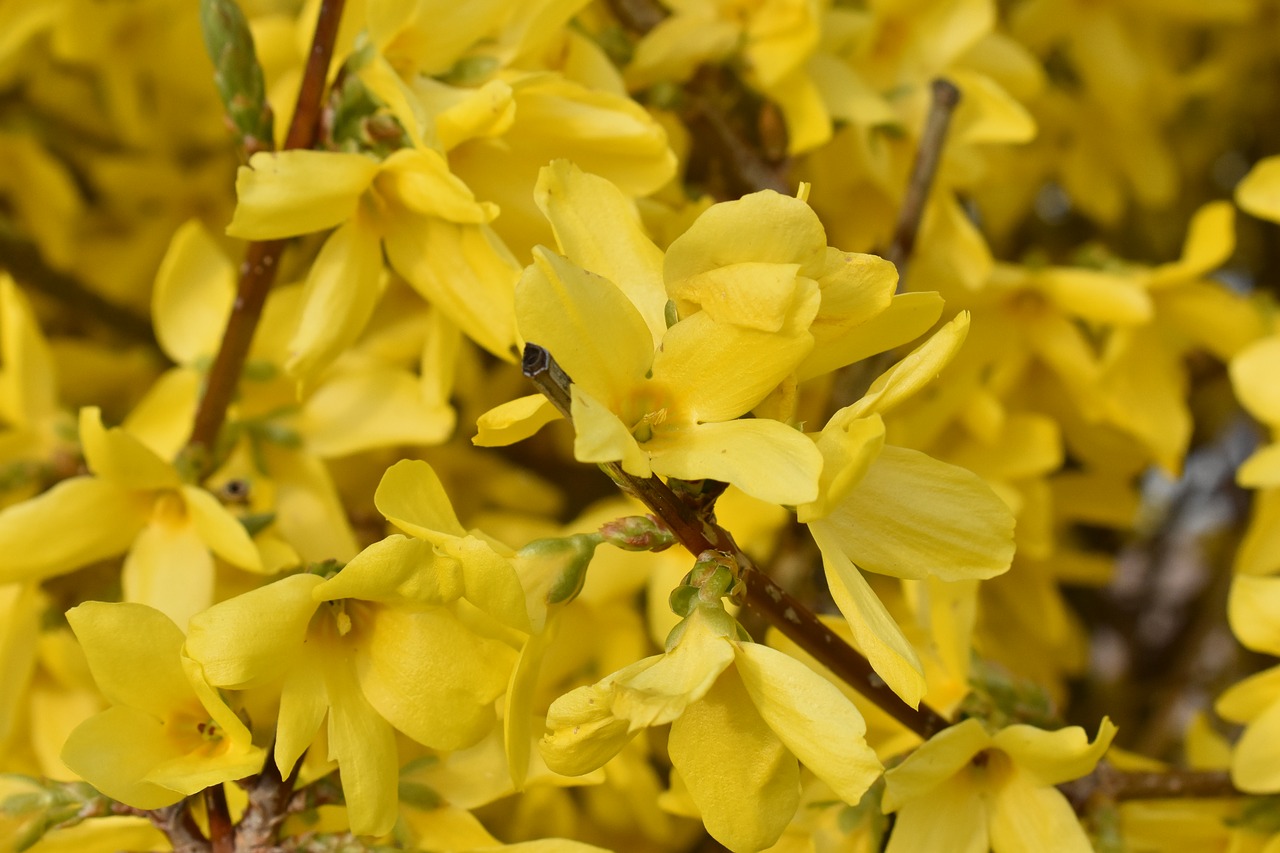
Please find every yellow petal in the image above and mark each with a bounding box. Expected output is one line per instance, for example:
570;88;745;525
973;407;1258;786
625;12;737;90
66;601;191;719
948;68;1036;146
1240;443;1280;488
798;414;885;523
884;775;988;853
152;220;234;365
988;767;1092;853
122;518;214;629
817;445;1015;581
517;247;654;398
286;214;387;386
324;655;400;837
536;160;667;343
570;384;651;477
374;459;468;542
652;309;814;423
315;534;462;605
181;485;261;571
1232;700;1280;793
612;608;736;729
185;572;324;689
810;522;925;708
355;605;514;751
79;406;178;491
60;706;184;809
1238;488;1280;576
276;645;329;778
733;642;881;804
1217;664;1280;724
798;291;945;382
1232;337;1280;426
0;476;143;583
665;191;827;285
541;663;645;776
992;718;1117;786
668;669;799;853
1149;201;1235;286
226;150;379;240
473;394;562;447
385;218;521;361
1038;268;1152;326
1236;155;1280;225
505;624;557;789
301;364;455;456
0;275;57;423
882;718;991;812
647;418;822;506
669;263;806;333
841;313;969;421
1229;575;1280;656
376;148;497;224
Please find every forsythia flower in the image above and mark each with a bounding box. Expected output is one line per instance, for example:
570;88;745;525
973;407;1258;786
882;716;1117;852
541;590;881;853
60;601;265;808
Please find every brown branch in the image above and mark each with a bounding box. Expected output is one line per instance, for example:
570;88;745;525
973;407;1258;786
884;78;961;282
1061;761;1240;812
185;0;347;466
206;786;234;853
234;747;302;852
144;801;212;853
522;343;950;739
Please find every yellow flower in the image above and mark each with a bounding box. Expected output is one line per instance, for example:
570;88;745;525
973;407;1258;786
882;716;1117;852
0;407;261;626
541;601;882;853
226;146;518;383
186;459;526;836
60;601;265;809
1218;575;1280;793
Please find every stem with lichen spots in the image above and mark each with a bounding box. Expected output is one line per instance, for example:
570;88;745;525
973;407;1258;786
185;0;347;469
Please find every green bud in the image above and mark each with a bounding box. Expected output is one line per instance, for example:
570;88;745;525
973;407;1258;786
664;299;680;328
517;533;602;607
668;584;699;618
599;515;676;552
199;0;274;150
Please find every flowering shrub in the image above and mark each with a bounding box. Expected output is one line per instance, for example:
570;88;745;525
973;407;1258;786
2;0;1280;851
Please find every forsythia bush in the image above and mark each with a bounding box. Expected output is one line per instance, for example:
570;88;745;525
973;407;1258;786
2;0;1280;850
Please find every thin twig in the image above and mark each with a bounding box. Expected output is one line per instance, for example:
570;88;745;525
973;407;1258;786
206;785;235;853
884;78;962;281
1061;761;1239;812
235;747;302;852
522;343;951;739
145;801;212;853
185;0;347;466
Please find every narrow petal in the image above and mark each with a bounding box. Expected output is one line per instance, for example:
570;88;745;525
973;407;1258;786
819;445;1015;582
1150;201;1235;285
1231;337;1280;426
182;485;261;571
226;150;379;240
647;418;822;505
79;406;178;491
373;459;467;542
989;768;1095;853
1217;665;1280;724
799;291;945;382
473;394;562;447
733;642;882;804
516;247;654;398
571;384;651;477
505;625;556;789
185;573;323;689
276;645;329;778
61;706;184;810
122;520;214;629
882;718;992;812
884;777;988;853
797;414;885;523
300;364;455;456
1230;575;1280;656
811;522;926;708
669;669;799;853
0;476;144;583
1236;155;1280;224
0;276;57;423
841;313;969;421
325;655;400;837
377;148;496;223
665;191;827;284
1233;700;1280;793
541;663;647;776
669;262;805;332
992;718;1117;786
66;601;191;720
355;605;513;752
315;534;462;605
285;214;386;386
152;220;235;365
535;160;667;342
612;608;736;729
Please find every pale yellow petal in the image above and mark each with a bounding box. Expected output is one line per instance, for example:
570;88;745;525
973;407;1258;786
669;262;805;333
516;247;654;398
473;394;562;447
541;663;647;776
226;150;379;240
669;669;799;853
66;601;190;719
989;767;1091;853
647;418;821;506
885;775;988;853
733;642;881;803
1232;700;1280;793
79;407;178;491
798;291;945;383
797;414;884;523
992;718;1117;786
1229;575;1280;656
1232;337;1280;426
0;273;57;425
842;313;969;420
810;522;925;707
376;147;496;224
122;519;214;629
535;160;667;342
882;718;992;812
374;458;467;541
612;608;736;729
301;364;455;456
0;476;143;583
324;655;400;837
315;534;462;605
60;706;184;810
665;191;827;284
181;485;261;571
1217;665;1280;724
570;384;651;477
1236;155;1280;225
152;220;234;365
285;214;387;385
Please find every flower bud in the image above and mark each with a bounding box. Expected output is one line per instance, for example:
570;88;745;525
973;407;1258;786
599;515;676;552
